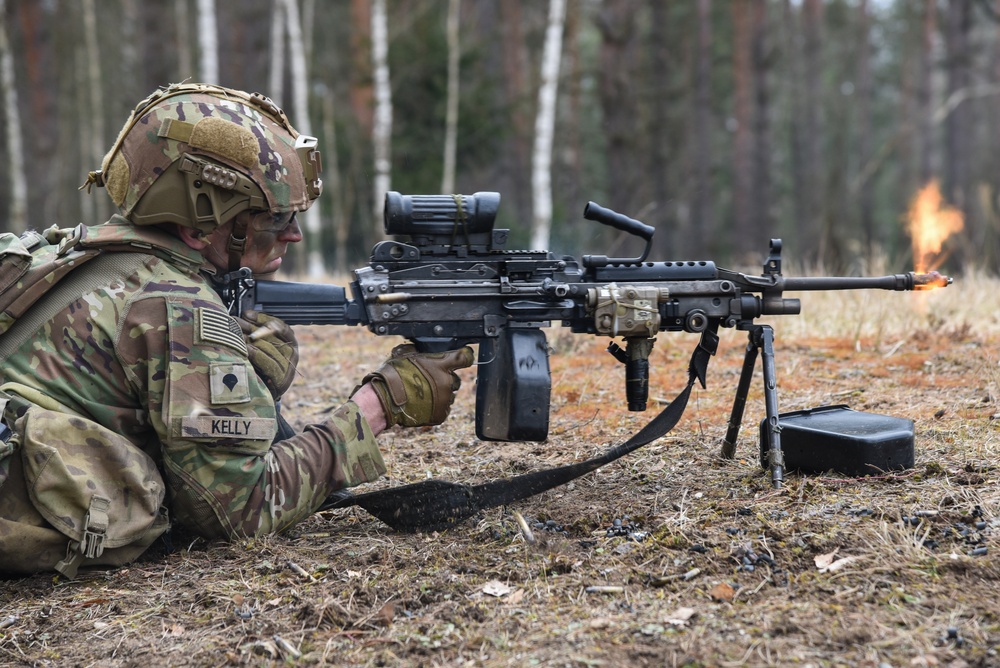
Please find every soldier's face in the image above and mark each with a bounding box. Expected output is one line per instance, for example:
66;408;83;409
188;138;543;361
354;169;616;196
242;211;304;276
203;212;303;277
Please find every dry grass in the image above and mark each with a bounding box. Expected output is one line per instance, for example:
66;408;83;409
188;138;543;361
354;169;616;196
2;272;999;667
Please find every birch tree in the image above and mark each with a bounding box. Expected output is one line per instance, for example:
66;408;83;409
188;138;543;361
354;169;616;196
197;0;218;83
530;0;566;251
280;0;324;277
0;0;27;232
441;0;460;195
268;0;286;106
371;0;392;237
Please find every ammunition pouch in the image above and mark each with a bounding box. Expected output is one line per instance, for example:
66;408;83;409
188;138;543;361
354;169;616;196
0;401;170;578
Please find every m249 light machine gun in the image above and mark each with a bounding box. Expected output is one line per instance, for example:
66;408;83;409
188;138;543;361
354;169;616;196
234;192;952;491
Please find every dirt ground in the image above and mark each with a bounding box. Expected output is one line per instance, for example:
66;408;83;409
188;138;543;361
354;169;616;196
1;277;999;667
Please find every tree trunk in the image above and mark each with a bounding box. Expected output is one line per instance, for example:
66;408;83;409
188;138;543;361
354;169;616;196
175;0;193;80
801;0;824;262
856;0;875;253
349;0;373;135
268;0;286;106
500;1;531;226
530;0;566;251
82;0;108;224
595;0;639;218
942;0;975;266
0;0;28;233
280;0;323;277
322;87;349;274
646;0;673;255
371;0;392;239
441;0;459;195
751;0;772;255
555;2;582;225
919;0;937;185
196;0;218;82
302;0;315;67
0;0;27;232
732;0;754;258
691;0;715;255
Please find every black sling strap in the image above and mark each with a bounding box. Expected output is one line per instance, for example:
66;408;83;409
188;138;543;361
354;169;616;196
321;324;720;532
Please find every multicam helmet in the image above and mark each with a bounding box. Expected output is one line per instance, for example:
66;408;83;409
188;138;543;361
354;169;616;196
83;83;322;237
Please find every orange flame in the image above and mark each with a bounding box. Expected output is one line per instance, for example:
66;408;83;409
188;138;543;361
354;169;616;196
907;180;963;273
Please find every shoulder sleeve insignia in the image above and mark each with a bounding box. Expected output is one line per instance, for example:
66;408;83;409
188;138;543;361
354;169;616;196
197;307;248;356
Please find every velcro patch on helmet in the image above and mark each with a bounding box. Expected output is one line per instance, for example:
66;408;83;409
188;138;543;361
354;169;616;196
105;155;130;207
189;117;258;169
196;307;248;356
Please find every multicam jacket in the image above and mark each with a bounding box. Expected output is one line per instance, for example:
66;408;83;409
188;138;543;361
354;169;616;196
0;216;386;540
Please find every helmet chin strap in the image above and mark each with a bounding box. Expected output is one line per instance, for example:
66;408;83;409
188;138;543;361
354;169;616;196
226;214;250;273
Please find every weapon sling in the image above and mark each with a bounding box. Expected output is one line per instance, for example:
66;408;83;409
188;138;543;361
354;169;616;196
321;324;720;532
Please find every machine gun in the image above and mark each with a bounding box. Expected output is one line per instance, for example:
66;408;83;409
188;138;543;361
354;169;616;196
231;191;951;495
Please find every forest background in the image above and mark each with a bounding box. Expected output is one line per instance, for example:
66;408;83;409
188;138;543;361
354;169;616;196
1;0;998;277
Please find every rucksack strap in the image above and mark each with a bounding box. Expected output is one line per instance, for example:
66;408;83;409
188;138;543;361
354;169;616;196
0;252;150;359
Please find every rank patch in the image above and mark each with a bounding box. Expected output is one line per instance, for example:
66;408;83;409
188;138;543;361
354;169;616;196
197;307;248;356
210;362;251;404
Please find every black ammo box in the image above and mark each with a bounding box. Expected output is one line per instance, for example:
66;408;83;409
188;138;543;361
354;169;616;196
759;405;915;476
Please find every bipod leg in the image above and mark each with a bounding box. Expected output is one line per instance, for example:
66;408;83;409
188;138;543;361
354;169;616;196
758;325;785;488
720;334;761;459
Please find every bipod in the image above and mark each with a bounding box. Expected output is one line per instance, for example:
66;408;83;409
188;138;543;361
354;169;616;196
720;324;785;488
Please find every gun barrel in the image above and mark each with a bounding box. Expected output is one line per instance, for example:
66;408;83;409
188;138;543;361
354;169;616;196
781;271;952;292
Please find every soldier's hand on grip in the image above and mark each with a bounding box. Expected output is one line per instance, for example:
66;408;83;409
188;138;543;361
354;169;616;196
362;344;474;428
238;309;299;399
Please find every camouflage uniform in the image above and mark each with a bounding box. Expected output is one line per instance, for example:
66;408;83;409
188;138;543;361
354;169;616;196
0;217;386;547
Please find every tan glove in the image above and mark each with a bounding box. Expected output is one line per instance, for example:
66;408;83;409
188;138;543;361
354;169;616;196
237;309;299;399
362;344;475;427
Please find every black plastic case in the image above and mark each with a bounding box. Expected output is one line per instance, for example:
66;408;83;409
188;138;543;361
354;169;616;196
759;405;915;476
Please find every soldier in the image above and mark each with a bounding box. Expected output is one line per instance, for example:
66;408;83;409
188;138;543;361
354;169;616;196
0;83;473;577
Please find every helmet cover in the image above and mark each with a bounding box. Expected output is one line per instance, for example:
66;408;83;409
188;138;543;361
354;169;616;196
89;83;322;234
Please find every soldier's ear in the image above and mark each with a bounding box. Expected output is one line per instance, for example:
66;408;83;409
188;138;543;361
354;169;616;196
175;224;210;250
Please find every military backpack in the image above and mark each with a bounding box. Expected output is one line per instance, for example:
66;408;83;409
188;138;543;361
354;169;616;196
0;226;170;578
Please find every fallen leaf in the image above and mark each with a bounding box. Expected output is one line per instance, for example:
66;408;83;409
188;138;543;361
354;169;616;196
814;549;840;569
482;580;513;597
709;582;736;602
506;588;525;605
374;602;395;626
665;607;697;626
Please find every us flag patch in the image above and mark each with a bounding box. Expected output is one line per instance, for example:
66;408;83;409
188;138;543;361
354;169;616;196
197;307;248;356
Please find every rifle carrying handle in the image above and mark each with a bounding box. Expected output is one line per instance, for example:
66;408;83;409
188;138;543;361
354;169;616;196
584;202;655;242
